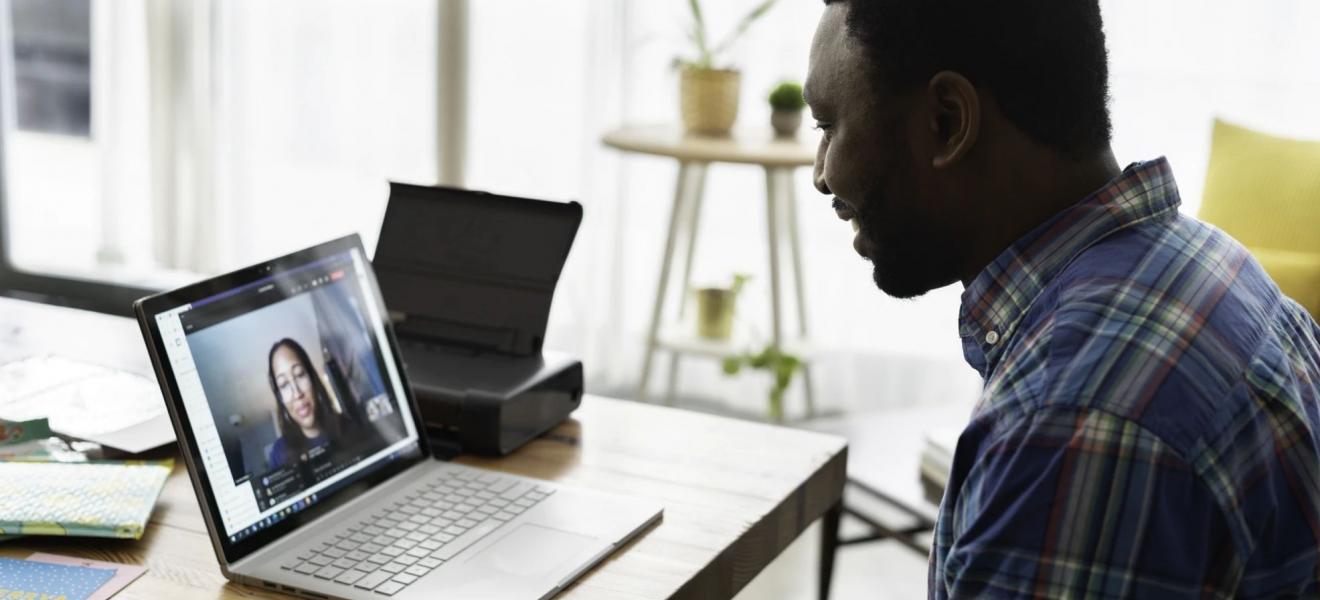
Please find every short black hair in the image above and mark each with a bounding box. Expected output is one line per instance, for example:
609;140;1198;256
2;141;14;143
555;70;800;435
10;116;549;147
823;0;1112;160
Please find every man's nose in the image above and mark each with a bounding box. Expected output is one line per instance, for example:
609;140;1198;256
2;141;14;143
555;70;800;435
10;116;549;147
813;163;831;195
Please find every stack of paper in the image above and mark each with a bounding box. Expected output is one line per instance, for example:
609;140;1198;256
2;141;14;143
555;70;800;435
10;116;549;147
919;427;960;505
0;355;175;453
0;461;171;539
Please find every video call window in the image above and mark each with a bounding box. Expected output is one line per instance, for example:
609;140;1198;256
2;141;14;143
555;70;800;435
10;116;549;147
183;260;408;511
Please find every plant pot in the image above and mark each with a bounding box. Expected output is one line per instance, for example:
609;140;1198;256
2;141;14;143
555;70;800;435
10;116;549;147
680;67;741;136
695;287;737;340
771;109;802;138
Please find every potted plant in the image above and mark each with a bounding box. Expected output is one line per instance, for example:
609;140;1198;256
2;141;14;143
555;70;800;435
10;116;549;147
695;274;749;340
768;81;805;137
677;0;780;136
722;345;802;423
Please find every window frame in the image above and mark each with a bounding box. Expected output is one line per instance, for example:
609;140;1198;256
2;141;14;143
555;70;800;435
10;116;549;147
0;0;154;317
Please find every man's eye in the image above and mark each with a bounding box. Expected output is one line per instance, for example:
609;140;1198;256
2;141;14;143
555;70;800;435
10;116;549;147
813;121;834;132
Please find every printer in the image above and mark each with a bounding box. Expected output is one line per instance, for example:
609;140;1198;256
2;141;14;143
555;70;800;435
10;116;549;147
373;182;584;457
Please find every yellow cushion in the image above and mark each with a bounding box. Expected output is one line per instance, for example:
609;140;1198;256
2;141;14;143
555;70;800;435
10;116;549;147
1200;119;1320;253
1249;247;1320;318
1198;119;1320;319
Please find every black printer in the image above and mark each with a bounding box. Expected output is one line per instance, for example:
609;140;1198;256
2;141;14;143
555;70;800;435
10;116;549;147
373;183;584;457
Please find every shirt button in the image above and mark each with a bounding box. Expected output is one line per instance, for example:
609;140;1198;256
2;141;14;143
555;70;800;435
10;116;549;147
985;330;1000;345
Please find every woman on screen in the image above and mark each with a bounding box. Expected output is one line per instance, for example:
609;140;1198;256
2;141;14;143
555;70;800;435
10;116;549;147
265;338;353;468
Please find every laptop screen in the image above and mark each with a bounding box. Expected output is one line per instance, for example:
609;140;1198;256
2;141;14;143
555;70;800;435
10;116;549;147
150;244;422;549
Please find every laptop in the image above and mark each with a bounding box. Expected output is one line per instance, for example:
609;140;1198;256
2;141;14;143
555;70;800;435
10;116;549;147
134;234;662;599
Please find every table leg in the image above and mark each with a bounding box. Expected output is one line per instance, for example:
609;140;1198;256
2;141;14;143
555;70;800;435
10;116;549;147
781;168;810;338
781;167;816;417
638;161;697;402
763;168;784;354
665;353;681;406
665;164;707;406
676;164;708;319
820;499;843;600
765;167;788;422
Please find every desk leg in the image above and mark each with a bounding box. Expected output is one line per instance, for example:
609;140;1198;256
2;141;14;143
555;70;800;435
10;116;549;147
638;161;698;402
820;500;843;600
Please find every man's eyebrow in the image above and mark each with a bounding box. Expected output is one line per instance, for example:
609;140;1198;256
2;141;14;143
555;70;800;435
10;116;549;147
802;83;815;107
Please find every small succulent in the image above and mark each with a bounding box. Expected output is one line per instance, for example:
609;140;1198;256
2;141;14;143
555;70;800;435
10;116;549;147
768;81;805;112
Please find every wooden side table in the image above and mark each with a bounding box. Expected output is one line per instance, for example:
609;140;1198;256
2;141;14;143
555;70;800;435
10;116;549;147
602;125;820;418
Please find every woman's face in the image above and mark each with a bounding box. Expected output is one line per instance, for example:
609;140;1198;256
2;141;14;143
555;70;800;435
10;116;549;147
271;345;318;433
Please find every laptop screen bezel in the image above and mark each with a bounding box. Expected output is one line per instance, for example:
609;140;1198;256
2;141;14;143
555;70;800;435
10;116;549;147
134;234;433;565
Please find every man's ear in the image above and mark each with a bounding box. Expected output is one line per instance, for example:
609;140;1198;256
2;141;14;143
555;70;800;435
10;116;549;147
927;70;980;169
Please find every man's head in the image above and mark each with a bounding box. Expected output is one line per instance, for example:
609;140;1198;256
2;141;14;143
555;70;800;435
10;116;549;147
805;0;1113;298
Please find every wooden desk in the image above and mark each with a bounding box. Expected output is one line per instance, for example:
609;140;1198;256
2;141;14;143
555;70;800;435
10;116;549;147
0;298;848;599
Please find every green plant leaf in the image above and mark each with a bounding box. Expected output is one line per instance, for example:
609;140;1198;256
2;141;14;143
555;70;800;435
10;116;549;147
718;342;802;420
729;273;750;298
774;364;793;389
768;388;784;422
709;0;779;61
687;0;711;66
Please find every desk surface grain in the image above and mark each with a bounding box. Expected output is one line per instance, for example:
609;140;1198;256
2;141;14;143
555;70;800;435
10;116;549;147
0;296;847;600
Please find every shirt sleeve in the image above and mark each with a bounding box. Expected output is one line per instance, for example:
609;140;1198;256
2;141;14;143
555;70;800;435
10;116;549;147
939;406;1241;599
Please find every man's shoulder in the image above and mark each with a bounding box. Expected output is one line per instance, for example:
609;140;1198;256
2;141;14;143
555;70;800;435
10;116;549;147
1044;213;1275;377
1015;213;1305;444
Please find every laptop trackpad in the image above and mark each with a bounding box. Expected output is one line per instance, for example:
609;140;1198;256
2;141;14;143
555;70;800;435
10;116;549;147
467;523;596;578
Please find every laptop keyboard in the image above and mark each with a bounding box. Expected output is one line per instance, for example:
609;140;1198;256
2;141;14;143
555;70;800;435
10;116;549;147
279;466;554;596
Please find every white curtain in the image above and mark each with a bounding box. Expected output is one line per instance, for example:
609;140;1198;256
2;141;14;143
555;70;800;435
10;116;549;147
465;1;981;417
464;0;1320;417
202;0;440;270
12;1;1316;416
10;0;445;278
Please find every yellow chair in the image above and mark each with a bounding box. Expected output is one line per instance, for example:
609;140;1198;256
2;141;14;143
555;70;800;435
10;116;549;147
1198;119;1320;319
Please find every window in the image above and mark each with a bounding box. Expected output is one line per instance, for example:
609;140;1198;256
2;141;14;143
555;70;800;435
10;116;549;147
0;0;451;315
11;0;89;136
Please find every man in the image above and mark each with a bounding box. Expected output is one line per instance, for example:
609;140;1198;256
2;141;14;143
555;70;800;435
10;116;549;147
804;1;1320;598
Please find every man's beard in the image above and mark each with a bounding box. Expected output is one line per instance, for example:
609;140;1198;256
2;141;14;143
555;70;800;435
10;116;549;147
855;159;954;300
857;197;925;299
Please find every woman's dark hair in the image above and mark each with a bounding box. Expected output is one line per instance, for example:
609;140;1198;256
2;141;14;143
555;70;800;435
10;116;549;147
267;338;344;456
823;0;1112;160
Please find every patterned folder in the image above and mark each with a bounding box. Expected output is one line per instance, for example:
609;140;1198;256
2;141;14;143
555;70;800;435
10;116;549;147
0;461;171;539
0;557;117;600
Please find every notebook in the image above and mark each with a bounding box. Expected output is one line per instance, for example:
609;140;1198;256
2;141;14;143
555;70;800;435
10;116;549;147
25;553;149;600
0;557;116;600
0;461;171;539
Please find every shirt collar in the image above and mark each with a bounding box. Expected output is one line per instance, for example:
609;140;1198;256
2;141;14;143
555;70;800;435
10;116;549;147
958;157;1182;377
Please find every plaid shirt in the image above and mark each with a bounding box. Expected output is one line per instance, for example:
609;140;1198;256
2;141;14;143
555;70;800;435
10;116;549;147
931;158;1320;599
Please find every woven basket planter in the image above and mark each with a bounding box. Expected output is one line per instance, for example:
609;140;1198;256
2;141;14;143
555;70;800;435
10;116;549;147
680;67;741;136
